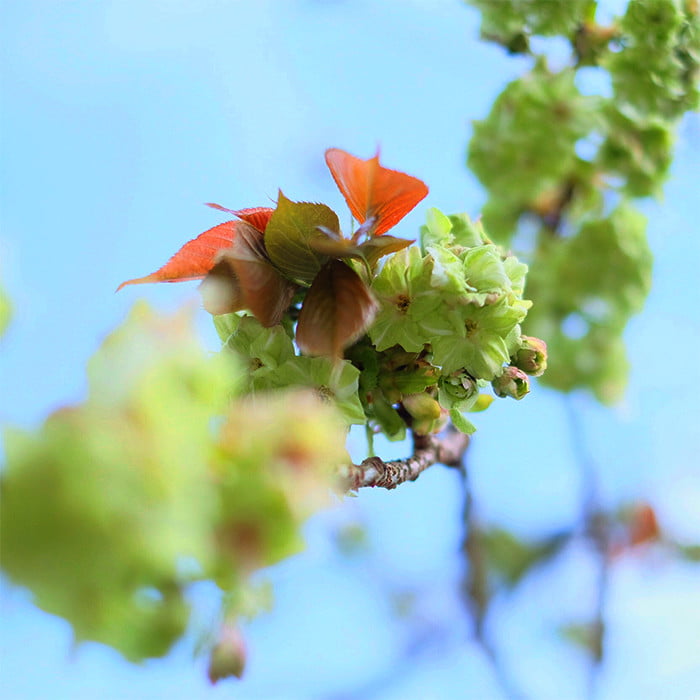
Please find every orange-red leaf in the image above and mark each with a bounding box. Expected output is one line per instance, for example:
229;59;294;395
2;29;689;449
206;204;274;233
325;148;428;236
117;221;238;291
296;260;378;357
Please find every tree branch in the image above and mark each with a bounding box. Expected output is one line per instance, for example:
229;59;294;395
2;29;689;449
564;395;610;700
343;428;470;490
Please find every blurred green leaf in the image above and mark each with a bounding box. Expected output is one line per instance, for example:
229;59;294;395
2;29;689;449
482;527;569;588
560;621;603;661
0;280;11;338
1;302;349;663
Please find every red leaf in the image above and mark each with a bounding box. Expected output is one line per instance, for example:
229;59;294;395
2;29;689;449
117;221;238;291
296;260;378;357
207;222;296;326
206;204;274;232
628;503;660;547
325;148;428;236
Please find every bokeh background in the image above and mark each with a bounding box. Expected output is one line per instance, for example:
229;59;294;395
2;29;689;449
1;1;699;698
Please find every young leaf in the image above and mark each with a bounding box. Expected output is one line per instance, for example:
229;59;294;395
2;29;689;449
357;235;414;267
264;193;339;284
449;408;477;435
296;260;378;357
199;259;246;316
308;230;362;259
117;221;238;291
206;222;296;327
308;231;414;272
325;148;428;236
206;204;274;233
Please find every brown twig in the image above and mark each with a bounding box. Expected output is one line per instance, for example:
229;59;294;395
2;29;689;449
343;428;469;491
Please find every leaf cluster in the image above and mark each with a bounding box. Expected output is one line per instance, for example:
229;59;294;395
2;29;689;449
119;149;546;439
466;0;698;402
0;303;348;666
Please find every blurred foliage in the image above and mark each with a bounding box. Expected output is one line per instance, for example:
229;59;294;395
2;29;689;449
1;303;348;663
467;0;699;402
4;0;699;687
480;526;570;588
2;143;548;675
203;204;546;442
0;279;10;337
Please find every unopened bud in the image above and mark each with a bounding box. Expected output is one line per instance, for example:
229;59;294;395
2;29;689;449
440;371;478;403
512;336;547;377
492;366;530;400
207;624;247;684
402;393;442;422
412;406;449;436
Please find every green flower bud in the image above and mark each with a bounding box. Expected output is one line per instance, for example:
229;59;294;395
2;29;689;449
492;366;530;400
403;393;447;435
512;335;548;376
402;393;442;422
438;370;479;411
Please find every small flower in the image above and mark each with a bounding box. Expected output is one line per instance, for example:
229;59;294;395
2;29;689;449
492;366;530;400
512;335;548;376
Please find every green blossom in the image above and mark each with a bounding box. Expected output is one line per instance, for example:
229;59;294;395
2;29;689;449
254;355;365;426
369;246;446;352
492;366;531;400
431;299;528;379
225;315;295;388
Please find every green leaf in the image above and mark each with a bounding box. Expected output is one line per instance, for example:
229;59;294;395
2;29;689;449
264;192;339;284
370;391;407;441
296;260;378;357
483;527;569;588
213;313;241;343
449;408;476;435
560;622;603;660
678;544;700;562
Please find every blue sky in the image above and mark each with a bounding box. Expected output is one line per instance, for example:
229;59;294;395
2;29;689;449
2;1;700;698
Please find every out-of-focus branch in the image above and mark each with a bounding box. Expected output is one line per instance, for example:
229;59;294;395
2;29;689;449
458;460;526;700
343;428;469;491
565;396;610;699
